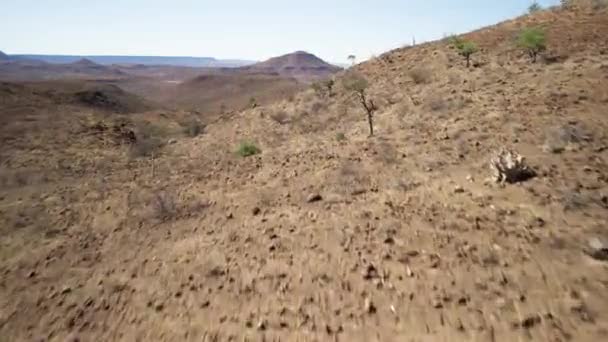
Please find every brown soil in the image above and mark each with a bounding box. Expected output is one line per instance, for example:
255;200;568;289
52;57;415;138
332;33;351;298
1;4;608;342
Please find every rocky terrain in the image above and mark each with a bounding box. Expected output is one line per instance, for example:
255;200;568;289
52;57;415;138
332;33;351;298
1;3;608;342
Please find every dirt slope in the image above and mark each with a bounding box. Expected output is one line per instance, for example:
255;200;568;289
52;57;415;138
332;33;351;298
1;4;608;342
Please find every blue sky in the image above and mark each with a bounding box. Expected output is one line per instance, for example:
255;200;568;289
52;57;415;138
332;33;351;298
1;0;559;63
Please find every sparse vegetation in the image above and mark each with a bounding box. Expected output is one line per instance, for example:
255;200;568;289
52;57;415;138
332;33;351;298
131;137;163;158
450;36;479;67
409;67;432;84
336;132;346;141
236;141;261;157
543;123;591;153
518;27;547;63
130;122;167;158
151;192;178;222
248;97;258;108
311;79;335;98
269;109;290;124
181;118;204;137
343;72;377;136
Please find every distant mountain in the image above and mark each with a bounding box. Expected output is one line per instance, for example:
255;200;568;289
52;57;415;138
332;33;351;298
0;50;9;61
9;54;255;68
239;51;342;82
71;58;99;66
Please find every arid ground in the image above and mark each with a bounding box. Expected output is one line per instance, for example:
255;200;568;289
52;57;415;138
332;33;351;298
1;3;608;341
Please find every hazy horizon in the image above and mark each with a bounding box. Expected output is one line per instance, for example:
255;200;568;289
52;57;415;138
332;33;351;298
2;0;560;64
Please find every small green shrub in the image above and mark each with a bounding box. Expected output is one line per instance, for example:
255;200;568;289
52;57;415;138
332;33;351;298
450;37;478;67
236;141;261;157
336;132;346;141
517;27;547;63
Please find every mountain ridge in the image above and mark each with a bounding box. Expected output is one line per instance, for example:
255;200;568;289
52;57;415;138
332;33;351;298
8;54;256;68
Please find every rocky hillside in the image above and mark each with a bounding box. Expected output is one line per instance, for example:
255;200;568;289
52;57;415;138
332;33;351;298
1;4;608;342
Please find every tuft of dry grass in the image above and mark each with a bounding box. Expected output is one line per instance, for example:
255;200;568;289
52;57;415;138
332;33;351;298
151;192;178;222
269;109;290;125
180;118;204;137
409;67;433;84
543;123;591;153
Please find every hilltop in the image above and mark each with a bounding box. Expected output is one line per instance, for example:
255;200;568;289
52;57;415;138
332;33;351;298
240;51;342;81
1;3;608;341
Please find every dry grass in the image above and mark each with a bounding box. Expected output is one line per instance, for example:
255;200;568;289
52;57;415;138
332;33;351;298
409;67;433;84
151;192;178;222
269;109;290;125
180;118;204;137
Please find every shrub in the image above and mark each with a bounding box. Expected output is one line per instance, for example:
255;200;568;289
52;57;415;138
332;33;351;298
543;123;591;153
336;132;346;141
409;67;432;84
131;137;163;158
456;41;478;67
236;141;261;157
342;72;369;94
130;122;166;158
181;119;204;137
343;72;377;136
517;27;547;63
269;110;290;124
528;1;542;13
152;192;178;222
311;79;335;97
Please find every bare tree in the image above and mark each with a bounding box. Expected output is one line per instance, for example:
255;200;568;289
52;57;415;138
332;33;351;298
343;73;377;136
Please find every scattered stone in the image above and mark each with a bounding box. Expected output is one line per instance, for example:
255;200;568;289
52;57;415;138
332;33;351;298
405;250;420;257
513;314;541;329
154;302;164;312
362;264;379;280
454;185;465;193
585;237;608;261
61;286;72;295
431;298;443;309
226;212;234;220
406;266;414;278
27;270;36;278
167;138;178;145
384;236;395;244
252;207;261;216
306;193;323;203
257;319;267;331
364;297;377;314
490;148;536;183
351;188;367;196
